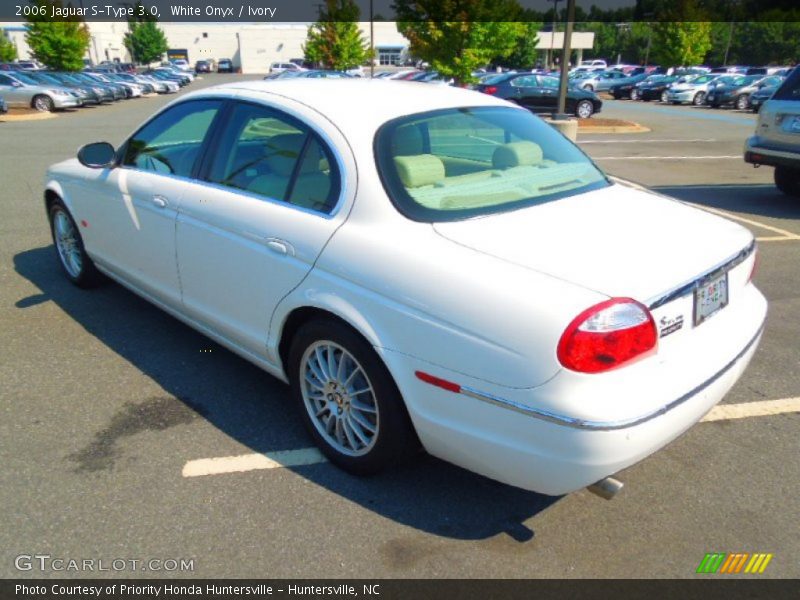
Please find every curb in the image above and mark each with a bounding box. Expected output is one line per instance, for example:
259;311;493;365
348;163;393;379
0;110;58;122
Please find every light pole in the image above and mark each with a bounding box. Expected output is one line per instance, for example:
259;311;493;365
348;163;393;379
369;0;374;78
548;0;563;70
555;0;575;119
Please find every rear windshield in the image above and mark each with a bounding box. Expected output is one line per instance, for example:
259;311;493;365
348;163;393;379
374;106;609;222
773;67;800;101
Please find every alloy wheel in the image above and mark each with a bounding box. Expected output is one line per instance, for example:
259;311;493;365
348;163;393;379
53;209;83;278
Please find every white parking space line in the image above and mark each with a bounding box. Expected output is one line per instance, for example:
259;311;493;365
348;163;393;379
578;139;716;144
182;448;326;478
701;398;800;423
182;399;799;478
595;155;740;160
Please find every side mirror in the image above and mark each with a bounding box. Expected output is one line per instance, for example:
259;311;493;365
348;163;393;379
77;142;116;169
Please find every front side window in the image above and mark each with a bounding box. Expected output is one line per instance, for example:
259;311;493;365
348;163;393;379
773;68;799;100
122;99;222;177
206;102;340;214
375;106;609;222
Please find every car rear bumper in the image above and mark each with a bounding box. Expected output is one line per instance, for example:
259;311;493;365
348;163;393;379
744;137;800;169
666;90;696;102
384;285;767;495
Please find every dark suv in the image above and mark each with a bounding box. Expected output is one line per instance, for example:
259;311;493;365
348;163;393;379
744;67;800;197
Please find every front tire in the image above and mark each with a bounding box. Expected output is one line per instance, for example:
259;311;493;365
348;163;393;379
736;94;750;110
288;319;418;475
33;94;55;112
660;90;669;103
693;91;706;106
575;99;594;119
774;166;800;198
48;199;101;287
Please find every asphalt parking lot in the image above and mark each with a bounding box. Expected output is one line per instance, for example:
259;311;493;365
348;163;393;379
1;74;798;579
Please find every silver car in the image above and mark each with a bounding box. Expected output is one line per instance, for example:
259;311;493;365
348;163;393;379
572;70;628;92
0;71;80;111
744;67;800;197
665;74;720;106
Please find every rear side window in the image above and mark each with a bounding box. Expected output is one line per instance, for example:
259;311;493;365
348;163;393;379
773;67;800;101
206;102;340;214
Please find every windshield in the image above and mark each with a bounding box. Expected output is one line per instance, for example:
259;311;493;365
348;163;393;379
10;71;39;85
375;106;609;222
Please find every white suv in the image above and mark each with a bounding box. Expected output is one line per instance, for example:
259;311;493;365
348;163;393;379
744;67;800;197
270;62;305;74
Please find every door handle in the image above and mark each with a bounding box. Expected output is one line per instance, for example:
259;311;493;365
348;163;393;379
266;240;289;255
152;195;168;208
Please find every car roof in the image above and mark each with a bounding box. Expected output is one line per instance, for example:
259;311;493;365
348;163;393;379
202;79;510;132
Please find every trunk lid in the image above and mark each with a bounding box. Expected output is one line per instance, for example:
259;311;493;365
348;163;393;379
433;183;752;303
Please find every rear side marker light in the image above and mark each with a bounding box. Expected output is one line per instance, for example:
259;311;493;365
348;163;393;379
558;298;657;374
415;371;461;393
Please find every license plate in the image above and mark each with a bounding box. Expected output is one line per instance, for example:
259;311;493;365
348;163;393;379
694;272;729;326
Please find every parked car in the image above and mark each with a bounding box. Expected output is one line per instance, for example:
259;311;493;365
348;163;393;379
195;60;211;73
733;75;786;111
0;71;80;111
72;72;124;101
270;62;305;74
705;74;763;108
21;71;99;105
82;72;128;100
635;75;679;102
608;73;650;99
749;79;784;113
665;74;720;106
217;59;234;73
744;67;800;197
171;59;194;73
476;73;602;118
43;79;766;496
571;70;628;92
270;70;353;79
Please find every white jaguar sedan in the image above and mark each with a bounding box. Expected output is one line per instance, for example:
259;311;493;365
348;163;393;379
44;80;767;496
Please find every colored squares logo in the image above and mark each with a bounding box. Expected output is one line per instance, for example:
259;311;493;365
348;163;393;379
697;553;773;574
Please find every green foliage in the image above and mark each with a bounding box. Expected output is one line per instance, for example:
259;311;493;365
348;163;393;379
394;0;525;84
651;22;712;67
124;21;168;65
303;0;371;70
24;1;90;71
502;21;542;69
0;31;18;62
730;18;800;65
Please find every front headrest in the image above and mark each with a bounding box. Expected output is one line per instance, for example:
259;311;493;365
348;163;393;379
492;141;544;169
263;134;305;176
392;125;425;156
393;154;445;188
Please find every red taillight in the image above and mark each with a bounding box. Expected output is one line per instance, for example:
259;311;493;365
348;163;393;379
557;298;657;374
483;85;498;94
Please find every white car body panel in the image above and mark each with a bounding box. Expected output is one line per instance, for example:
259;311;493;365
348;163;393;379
45;80;767;495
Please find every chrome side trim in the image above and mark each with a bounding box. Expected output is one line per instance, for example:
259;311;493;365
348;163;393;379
647;240;755;310
458;322;765;431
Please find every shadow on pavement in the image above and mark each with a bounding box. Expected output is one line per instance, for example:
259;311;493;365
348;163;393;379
653;183;800;223
13;245;559;541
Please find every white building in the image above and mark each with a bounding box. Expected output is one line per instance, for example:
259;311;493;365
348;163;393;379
1;22;593;73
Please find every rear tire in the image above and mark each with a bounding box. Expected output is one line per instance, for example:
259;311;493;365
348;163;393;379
630;89;640;101
575;99;594;119
48;199;101;287
288;319;419;476
660;90;669;103
32;95;54;112
774;166;800;198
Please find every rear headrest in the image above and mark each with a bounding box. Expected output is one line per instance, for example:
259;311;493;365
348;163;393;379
263;133;305;176
392;125;425;156
492;141;543;169
394;154;445;188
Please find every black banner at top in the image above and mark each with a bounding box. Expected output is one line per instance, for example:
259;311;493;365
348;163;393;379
0;0;799;23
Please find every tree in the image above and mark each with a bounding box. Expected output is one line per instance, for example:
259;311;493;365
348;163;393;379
394;0;525;85
501;21;542;69
123;2;168;65
650;21;712;67
25;1;90;71
0;31;18;62
303;0;371;70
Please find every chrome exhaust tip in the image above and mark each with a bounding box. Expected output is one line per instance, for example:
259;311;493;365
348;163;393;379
587;476;624;500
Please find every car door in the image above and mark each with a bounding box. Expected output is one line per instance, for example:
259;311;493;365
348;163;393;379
511;75;546;111
71;99;224;306
175;100;345;358
535;75;560;110
0;73;29;107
